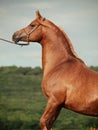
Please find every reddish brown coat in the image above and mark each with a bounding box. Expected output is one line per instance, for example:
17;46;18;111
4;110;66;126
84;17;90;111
12;11;98;130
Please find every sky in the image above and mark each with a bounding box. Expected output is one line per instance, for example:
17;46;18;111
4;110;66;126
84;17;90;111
0;0;98;67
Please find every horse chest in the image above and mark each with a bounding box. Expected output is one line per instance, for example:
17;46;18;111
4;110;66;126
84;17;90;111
41;75;67;101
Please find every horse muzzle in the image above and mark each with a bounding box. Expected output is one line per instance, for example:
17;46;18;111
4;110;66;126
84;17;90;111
12;31;26;43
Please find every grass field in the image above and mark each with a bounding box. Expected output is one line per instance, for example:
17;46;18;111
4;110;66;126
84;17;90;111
0;66;98;130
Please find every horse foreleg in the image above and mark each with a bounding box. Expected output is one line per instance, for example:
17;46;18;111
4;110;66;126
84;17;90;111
40;98;62;130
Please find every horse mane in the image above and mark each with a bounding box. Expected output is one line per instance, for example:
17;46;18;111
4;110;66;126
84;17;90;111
42;19;85;63
58;26;85;63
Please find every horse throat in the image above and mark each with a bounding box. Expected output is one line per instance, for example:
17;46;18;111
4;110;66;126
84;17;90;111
41;39;71;76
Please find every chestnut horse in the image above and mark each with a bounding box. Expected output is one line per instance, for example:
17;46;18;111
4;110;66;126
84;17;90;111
12;11;98;130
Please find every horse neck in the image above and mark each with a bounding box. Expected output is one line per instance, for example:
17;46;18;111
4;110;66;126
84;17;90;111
41;29;72;76
40;21;84;76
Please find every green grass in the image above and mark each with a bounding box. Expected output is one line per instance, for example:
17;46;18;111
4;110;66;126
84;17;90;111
0;66;98;130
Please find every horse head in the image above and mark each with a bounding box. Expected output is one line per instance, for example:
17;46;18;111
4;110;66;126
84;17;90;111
12;11;45;44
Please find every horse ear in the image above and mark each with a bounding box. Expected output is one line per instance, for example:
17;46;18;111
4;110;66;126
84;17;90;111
36;10;43;19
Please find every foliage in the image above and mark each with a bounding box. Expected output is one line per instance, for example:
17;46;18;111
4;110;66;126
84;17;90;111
0;66;98;130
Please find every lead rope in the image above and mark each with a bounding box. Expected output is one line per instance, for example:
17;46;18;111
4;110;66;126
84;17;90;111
0;38;29;46
0;38;14;44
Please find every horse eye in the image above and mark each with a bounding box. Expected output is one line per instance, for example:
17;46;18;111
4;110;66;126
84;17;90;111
30;24;35;27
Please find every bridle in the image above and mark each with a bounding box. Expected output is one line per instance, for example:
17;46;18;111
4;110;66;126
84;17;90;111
23;17;45;45
0;18;45;46
23;23;41;45
0;23;41;46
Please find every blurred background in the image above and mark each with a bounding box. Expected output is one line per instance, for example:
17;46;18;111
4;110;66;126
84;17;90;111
0;0;98;130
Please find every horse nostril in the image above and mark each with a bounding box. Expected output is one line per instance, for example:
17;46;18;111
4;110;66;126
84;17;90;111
12;31;27;43
12;32;17;41
12;32;20;42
